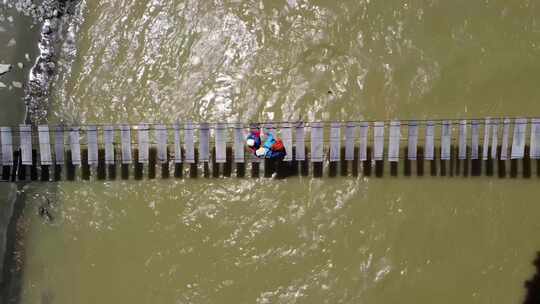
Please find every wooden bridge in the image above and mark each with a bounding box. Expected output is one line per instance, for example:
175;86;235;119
1;118;539;181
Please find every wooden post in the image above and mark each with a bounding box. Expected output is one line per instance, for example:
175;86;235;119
104;126;116;180
328;122;340;177
374;122;384;177
311;122;324;178
388;121;400;176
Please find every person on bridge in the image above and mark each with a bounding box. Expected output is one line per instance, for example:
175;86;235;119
246;130;262;152
246;130;286;160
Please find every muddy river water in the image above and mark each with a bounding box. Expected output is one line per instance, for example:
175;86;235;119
2;0;540;303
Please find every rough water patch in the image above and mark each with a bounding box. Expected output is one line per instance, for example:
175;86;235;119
0;64;12;76
21;0;86;124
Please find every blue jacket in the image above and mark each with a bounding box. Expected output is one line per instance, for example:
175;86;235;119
261;133;286;159
262;132;277;150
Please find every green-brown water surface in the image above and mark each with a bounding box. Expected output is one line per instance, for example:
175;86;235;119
13;0;540;303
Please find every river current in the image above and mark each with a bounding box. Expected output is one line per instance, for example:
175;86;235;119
4;0;540;303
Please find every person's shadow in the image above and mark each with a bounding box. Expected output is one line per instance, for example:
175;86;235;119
524;252;540;304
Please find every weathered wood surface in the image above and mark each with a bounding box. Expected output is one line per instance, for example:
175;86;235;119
173;124;182;163
388;121;400;162
2;119;540;181
155;124;168;164
215;123;227;163
280;123;293;162
440;121;451;160
424;121;435;161
373;122;384;161
1;127;13;165
311;122;324;162
407;121;418;160
199;123;210;162
482;118;490;160
511;118;527;160
531;119;540;159
104;125;115;165
184;122;195;163
500;119;511;160
69;127;82;166
138;124;150;164
120;125;132;164
295;123;305;161
471;120;480;160
19;125;33;165
491;120;499;160
344;122;357;161
38;125;52;165
54;126;64;165
87;125;99;166
359;122;369;161
329;123;341;162
458;120;467;160
233;124;244;163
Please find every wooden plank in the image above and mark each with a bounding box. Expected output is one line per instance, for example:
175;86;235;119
69;127;81;166
199;123;210;162
344;122;357;161
233;123;244;163
137;124;149;164
407;121;418;160
424;121;435;160
491;120;499;160
500;118;510;160
530;119;540;160
215;123;227;163
359;122;369;161
482;118;491;160
119;125;132;164
54;126;64;165
1;127;13;165
373;122;384;161
87;125;99;166
173;124;182;163
329;122;341;162
19;125;33;165
295;122;305;161
184;122;195;163
471;120;480;160
440;121;451;160
155;124;168;164
458;120;467;160
263;123;276;135
38;125;53;165
280;123;293;161
510;118;527;160
311;122;324;162
388;121;400;162
104;125;115;165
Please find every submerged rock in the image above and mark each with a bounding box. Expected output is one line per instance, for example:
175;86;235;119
12;81;22;88
38;198;55;223
0;64;11;76
0;82;6;88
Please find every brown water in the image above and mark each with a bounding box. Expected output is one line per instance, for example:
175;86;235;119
11;0;540;303
0;4;39;125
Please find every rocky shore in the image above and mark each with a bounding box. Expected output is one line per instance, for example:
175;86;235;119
0;0;83;302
